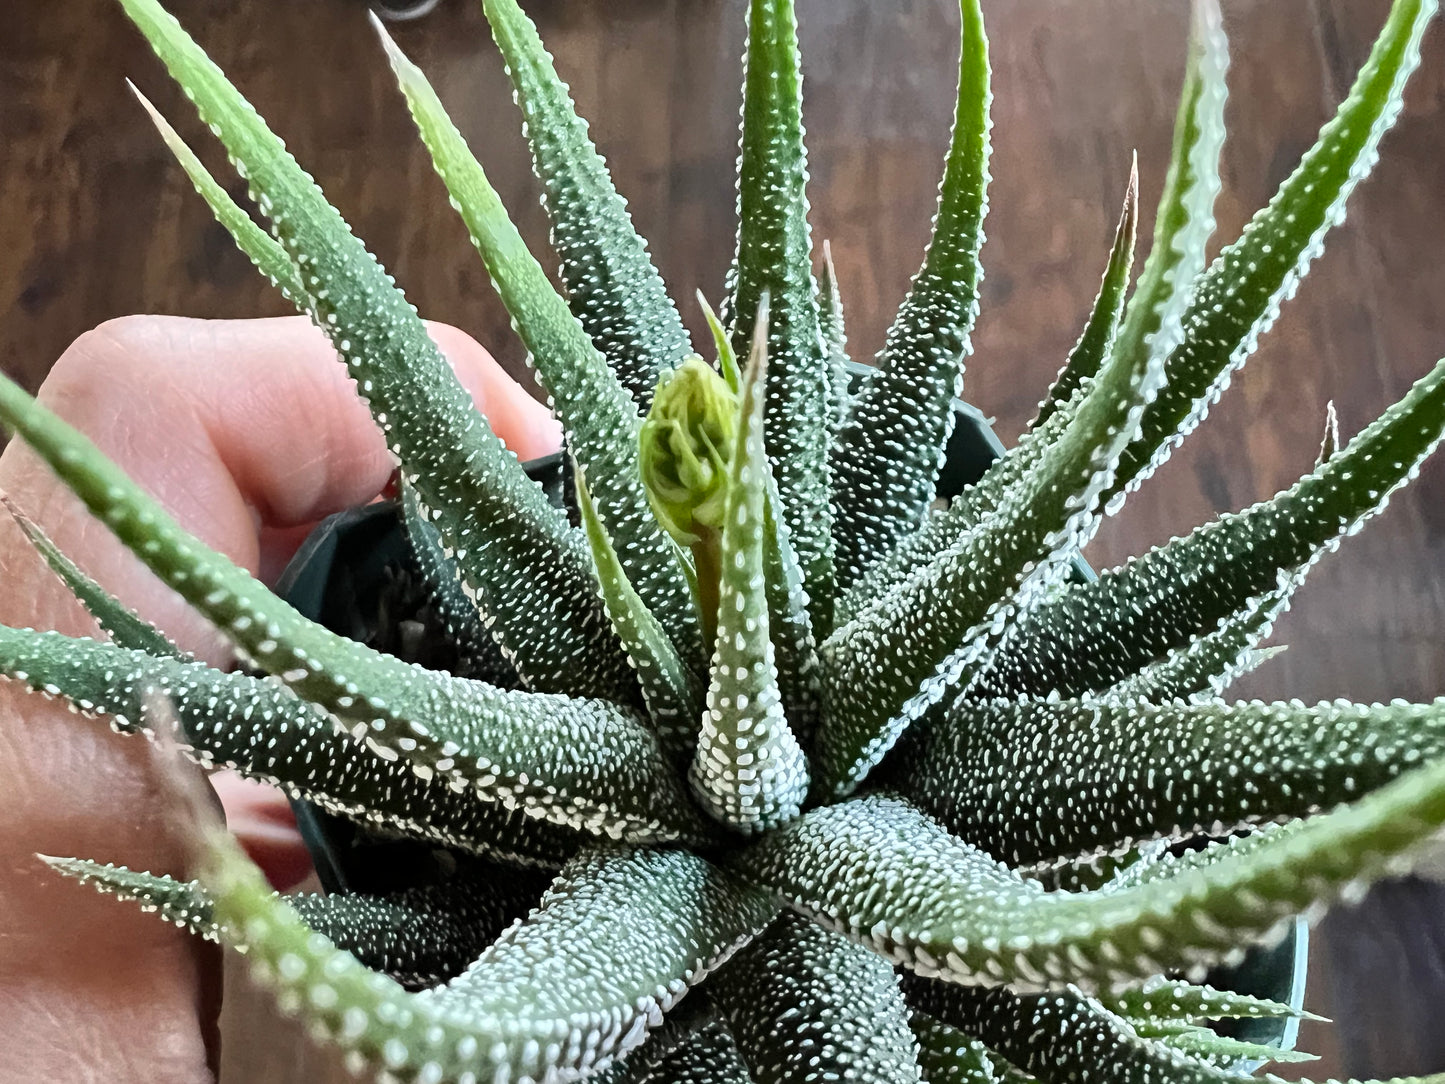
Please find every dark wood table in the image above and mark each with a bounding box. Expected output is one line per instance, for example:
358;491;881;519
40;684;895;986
4;0;1444;1078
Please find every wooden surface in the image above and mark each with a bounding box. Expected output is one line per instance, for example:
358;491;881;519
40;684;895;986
4;0;1445;1078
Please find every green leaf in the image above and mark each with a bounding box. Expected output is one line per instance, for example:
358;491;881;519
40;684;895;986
44;858;222;939
829;0;990;589
397;480;518;687
858;158;1141;613
0;376;713;844
731;780;1445;993
977;355;1445;700
817;240;853;433
479;0;693;410
41;857;548;990
1107;0;1437;500
118;0;633;699
1;493;180;659
726;0;835;638
908;985;1434;1084
1137;1022;1316;1066
1102;977;1318;1024
761;476;823;746
575;466;703;752
911;1012;1000;1084
376;25;701;669
817;241;848;361
711;912;924;1084
132;89;311;307
1106;0;1228;424
690;316;810;832
198;839;777;1083
1031;160;1140;428
0;625;638;863
843;19;1220;609
700;292;743;395
813;239;1168;799
594;1011;755;1084
888;694;1445;867
1102;578;1293;702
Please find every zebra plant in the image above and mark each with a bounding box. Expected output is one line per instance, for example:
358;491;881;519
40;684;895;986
5;0;1445;1079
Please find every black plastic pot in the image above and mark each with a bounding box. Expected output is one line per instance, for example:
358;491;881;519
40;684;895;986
273;389;1306;1060
368;0;444;22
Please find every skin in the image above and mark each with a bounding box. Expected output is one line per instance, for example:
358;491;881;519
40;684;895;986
0;315;559;1082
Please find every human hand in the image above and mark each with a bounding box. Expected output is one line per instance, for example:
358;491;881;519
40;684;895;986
0;315;559;1082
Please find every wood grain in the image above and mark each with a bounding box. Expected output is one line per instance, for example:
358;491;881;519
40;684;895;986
4;0;1444;1078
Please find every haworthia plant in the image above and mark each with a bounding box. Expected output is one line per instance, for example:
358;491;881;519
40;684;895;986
4;0;1445;1081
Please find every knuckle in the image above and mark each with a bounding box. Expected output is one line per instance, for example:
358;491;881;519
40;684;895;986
42;316;182;414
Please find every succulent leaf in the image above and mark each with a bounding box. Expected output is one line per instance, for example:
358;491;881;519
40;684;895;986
817;240;853;433
1108;0;1437;499
889;695;1445;867
479;0;694;410
1105;0;1228;418
2;494;180;659
594;1012;755;1084
726;0;836;638
119;0;635;699
814;252;1167;798
979;356;1445;699
732;782;1445;992
43;858;222;940
398;480;519;687
1101;977;1317;1024
198;836;776;1083
377;26;702;669
1101;579;1293;702
132;91;312;306
1137;1022;1316;1066
829;0;990;588
576;467;703;751
1095;823;1300;891
1032;161;1141;428
0;626;633;863
711;912;924;1083
1317;401;1341;466
911;1012;1001;1084
699;293;744;395
816;242;848;362
42;857;547;990
690;321;811;832
760;477;823;745
908;984;1440;1084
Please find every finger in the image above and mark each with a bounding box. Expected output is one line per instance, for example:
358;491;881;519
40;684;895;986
0;314;554;1079
8;314;559;653
427;320;562;463
210;771;314;892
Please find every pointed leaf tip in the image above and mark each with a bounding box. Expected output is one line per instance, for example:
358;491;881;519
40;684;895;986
1318;399;1341;465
